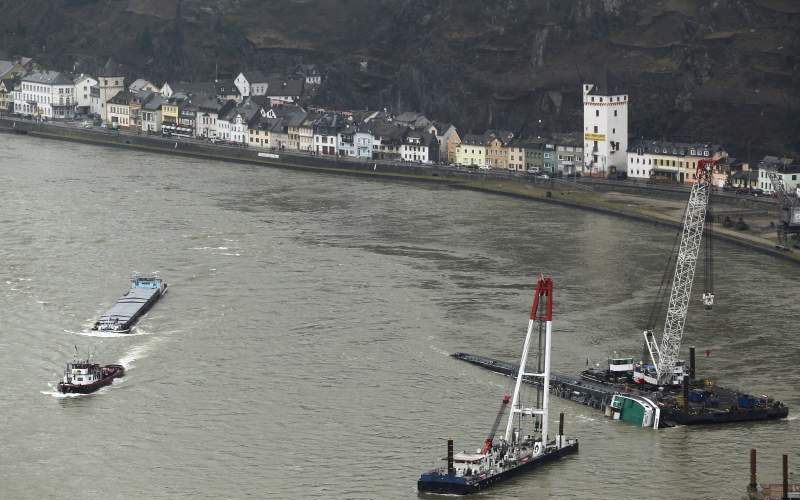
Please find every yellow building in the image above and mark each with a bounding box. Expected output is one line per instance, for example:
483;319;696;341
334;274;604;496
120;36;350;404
107;90;133;128
455;134;487;167
486;137;508;169
506;143;525;171
627;140;727;185
248;122;270;148
161;101;179;126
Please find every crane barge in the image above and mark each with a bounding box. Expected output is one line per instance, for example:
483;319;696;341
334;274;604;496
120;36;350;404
453;159;788;428
418;276;578;494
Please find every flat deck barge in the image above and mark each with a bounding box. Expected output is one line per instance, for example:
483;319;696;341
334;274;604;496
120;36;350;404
92;274;167;333
453;352;788;428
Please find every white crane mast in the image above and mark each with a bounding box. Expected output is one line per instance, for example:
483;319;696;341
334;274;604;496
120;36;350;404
504;276;553;450
645;160;714;385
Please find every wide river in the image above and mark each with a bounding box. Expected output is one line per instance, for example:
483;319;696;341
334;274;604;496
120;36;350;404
1;134;798;499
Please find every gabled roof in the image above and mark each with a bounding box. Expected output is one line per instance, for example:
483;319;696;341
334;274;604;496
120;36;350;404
129;78;158;92
242;70;269;83
366;119;406;142
169;81;212;95
22;70;73;86
74;74;96;85
395;111;431;129
108;89;134;105
215;79;240;96
486;129;514;144
266;78;303;97
216;100;237;120
142;94;168;111
461;134;488;146
0;60;15;78
97;57;124;78
193;93;223;112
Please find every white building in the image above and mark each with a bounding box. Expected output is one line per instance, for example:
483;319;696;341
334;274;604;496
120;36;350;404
757;157;800;194
13;71;76;119
400;130;432;163
582;82;628;176
73;74;97;111
129;78;159;93
234;71;269;97
96;59;125;123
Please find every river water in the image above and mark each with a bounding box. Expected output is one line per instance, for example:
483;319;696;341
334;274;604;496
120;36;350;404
0;134;798;499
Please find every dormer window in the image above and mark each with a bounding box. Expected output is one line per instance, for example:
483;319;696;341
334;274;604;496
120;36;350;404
703;150;709;156
690;149;696;155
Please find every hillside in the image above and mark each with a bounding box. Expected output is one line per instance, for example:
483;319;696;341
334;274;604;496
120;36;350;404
1;0;798;159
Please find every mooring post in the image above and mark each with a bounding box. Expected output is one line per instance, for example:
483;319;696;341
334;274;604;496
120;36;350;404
447;439;454;476
683;376;690;413
689;346;696;380
783;454;789;500
558;412;564;448
749;448;757;490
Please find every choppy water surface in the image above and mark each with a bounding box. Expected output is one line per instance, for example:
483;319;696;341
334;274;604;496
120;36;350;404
1;134;798;499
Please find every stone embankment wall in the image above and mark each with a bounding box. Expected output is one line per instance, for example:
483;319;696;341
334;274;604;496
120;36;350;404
1;117;795;264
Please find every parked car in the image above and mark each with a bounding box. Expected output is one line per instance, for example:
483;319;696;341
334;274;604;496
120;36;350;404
536;173;550;179
722;184;736;192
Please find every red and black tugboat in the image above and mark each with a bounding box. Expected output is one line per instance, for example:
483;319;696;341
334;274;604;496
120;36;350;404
57;355;124;394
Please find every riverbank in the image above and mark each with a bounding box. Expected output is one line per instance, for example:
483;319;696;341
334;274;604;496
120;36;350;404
2;116;796;264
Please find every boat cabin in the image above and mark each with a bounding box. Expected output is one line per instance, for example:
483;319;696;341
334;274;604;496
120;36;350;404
608;357;634;373
633;360;686;386
63;362;101;385
131;274;164;290
452;452;489;476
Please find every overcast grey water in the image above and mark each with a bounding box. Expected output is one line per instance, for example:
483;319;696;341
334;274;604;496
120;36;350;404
1;134;798;500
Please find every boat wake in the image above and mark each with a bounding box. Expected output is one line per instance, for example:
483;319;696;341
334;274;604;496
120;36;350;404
428;345;451;357
117;338;161;369
62;328;153;338
40;381;116;398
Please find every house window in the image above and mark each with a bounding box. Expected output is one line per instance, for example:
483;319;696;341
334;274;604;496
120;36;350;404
612;128;615;134
593;126;598;133
614;110;618;117
595;110;599;117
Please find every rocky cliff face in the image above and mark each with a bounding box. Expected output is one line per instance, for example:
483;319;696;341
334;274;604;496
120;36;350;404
2;0;798;158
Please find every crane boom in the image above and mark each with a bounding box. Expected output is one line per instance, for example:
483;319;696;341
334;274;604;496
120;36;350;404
645;159;715;385
481;393;510;454
766;169;800;248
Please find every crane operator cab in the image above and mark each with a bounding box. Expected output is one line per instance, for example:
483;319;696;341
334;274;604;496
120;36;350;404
702;292;715;310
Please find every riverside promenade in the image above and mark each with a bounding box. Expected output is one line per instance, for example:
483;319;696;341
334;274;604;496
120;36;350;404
1;116;795;264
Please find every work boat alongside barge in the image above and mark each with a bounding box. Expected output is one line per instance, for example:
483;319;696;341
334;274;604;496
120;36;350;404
92;273;167;333
418;276;578;495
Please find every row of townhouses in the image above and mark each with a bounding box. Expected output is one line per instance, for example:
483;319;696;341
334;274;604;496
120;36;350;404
1;57;797;190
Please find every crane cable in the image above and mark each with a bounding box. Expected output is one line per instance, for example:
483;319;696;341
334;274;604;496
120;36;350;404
705;192;714;296
645;202;687;331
